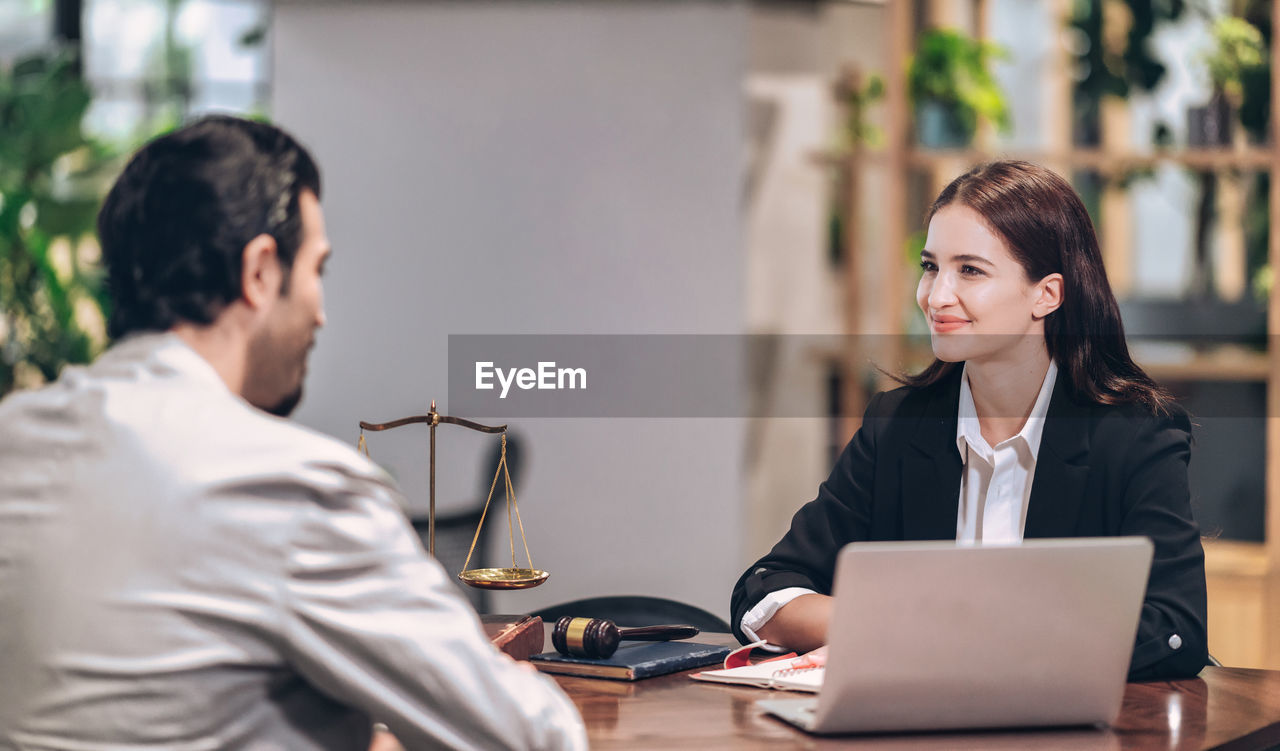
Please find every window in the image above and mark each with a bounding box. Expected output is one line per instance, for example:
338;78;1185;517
83;0;270;143
0;0;54;60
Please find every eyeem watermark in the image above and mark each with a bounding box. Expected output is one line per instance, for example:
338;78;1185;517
475;361;587;399
453;334;1278;418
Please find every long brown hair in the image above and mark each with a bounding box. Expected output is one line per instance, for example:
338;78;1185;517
899;160;1172;413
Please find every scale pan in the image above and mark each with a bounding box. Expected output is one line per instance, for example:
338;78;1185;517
458;567;550;590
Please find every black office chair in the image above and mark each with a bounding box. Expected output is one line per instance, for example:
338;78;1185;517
531;595;731;632
412;432;525;615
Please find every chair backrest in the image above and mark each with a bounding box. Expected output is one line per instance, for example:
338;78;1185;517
411;432;525;614
531;595;731;632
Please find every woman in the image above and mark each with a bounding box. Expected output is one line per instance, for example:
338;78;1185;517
731;161;1207;681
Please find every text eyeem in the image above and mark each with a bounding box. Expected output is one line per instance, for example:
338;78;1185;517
475;361;587;399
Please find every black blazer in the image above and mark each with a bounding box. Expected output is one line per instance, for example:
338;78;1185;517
731;367;1208;681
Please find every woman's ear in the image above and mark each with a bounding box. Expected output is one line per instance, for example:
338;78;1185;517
1033;273;1064;320
241;234;282;310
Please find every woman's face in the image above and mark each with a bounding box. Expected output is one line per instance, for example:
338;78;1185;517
916;204;1061;365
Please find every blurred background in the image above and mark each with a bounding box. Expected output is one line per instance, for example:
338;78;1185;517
2;0;1278;669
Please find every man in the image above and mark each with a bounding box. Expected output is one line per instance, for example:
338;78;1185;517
0;116;586;750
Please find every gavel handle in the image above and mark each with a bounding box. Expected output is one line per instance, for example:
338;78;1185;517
616;624;700;641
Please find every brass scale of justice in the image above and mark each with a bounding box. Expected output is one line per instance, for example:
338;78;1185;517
357;401;548;590
356;403;701;658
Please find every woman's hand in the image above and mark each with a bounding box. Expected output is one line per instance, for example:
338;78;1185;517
754;593;833;653
368;727;404;751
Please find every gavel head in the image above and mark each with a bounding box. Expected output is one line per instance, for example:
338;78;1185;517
552;616;622;659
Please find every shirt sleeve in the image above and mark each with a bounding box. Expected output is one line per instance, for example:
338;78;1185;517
730;391;884;644
1115;409;1209;681
276;461;586;751
739;586;818;648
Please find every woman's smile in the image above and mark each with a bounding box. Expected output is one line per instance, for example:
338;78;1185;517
929;313;970;333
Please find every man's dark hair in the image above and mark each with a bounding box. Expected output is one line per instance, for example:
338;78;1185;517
98;115;322;339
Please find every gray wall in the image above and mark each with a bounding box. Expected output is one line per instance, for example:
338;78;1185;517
273;1;747;617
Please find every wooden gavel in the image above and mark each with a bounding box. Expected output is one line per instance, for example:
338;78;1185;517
552;616;700;659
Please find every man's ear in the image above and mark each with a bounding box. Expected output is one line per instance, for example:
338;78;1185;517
1033;273;1064;320
241;234;282;311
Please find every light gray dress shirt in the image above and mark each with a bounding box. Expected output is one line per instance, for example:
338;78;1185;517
0;333;586;751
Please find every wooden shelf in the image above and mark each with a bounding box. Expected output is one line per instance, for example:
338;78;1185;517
816;147;1280;172
1133;346;1271;383
813;343;1270;383
1204;539;1269;577
907;147;1280;172
830;0;1280;667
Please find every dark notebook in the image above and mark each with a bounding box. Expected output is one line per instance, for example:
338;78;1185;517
530;641;731;681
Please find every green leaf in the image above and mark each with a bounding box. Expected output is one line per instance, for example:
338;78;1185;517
907;28;1014;137
32;197;99;238
0;48;109;396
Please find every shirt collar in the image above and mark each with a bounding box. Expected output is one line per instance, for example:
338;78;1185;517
955;359;1058;459
98;331;233;395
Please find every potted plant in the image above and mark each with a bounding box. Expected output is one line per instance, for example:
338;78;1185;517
907;28;1012;148
0;49;114;395
838;71;885;150
1183;16;1268;300
828;71;885;265
1189;16;1266;147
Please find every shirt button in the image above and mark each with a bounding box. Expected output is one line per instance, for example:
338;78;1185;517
1168;634;1182;650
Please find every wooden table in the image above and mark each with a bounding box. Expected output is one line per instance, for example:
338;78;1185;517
549;645;1280;750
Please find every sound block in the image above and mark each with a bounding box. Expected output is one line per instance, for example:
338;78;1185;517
482;613;544;661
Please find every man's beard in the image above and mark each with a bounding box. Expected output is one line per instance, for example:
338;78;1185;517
244;326;311;417
264;385;304;417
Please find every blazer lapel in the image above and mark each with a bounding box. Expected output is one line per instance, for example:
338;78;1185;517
902;370;964;540
1024;374;1092;538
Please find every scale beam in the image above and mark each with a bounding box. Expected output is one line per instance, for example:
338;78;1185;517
359;415;506;434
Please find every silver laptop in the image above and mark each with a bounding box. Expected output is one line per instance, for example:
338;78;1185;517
758;537;1153;735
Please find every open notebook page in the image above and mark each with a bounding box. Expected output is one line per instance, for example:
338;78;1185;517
691;655;825;692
